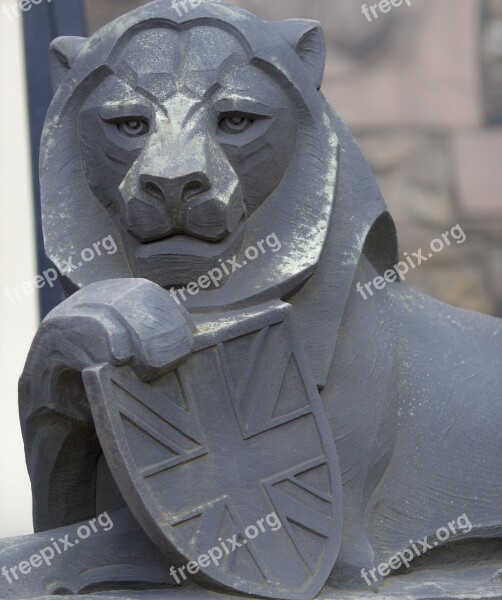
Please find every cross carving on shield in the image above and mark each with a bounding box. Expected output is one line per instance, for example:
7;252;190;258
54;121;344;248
83;301;342;600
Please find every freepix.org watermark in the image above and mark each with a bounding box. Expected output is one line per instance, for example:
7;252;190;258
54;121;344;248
361;0;412;23
3;234;118;304
1;512;114;585
169;233;281;305
1;0;52;21
356;224;467;300
172;0;201;17
169;511;282;584
361;513;473;586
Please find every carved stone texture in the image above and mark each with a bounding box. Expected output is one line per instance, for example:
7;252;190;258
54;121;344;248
1;1;502;600
83;302;342;599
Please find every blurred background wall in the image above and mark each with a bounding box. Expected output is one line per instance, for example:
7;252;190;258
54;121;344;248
1;0;501;536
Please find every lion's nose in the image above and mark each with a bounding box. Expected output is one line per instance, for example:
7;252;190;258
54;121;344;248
125;172;212;242
139;172;211;211
123;135;244;243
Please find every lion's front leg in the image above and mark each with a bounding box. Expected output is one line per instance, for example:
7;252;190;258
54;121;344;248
19;278;194;532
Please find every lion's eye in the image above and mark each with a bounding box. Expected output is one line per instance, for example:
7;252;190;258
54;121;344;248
117;119;149;137
219;115;254;134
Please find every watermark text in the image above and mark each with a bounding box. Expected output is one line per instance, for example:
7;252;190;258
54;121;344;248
1;512;114;585
356;224;467;300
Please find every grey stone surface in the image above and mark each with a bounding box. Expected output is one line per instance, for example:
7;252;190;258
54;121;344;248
12;567;502;600
2;1;502;599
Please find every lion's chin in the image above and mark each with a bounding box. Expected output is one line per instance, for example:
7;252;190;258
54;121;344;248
132;219;247;289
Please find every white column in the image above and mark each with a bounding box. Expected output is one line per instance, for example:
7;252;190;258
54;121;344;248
0;0;38;537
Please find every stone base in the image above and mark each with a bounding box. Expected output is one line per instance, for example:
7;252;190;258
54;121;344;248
24;565;502;600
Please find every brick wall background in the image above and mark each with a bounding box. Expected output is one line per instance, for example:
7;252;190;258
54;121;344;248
84;0;502;317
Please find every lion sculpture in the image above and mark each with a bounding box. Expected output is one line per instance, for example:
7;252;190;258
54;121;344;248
1;1;501;599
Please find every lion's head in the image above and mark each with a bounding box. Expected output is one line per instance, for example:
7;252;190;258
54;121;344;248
41;0;340;308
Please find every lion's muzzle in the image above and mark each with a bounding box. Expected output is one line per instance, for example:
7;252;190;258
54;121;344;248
119;133;246;244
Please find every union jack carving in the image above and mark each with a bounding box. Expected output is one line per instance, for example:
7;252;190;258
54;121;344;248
83;302;342;600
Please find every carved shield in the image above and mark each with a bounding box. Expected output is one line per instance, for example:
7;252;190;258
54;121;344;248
83;301;342;600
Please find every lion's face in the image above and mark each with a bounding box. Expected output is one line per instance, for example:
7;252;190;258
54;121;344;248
78;25;298;287
43;2;339;304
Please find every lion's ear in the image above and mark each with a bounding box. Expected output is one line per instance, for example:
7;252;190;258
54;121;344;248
271;19;326;90
49;36;87;92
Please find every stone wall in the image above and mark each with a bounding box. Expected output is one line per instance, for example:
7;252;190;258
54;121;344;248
84;0;502;317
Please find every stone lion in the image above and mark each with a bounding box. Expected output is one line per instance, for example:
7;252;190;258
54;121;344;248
1;1;501;599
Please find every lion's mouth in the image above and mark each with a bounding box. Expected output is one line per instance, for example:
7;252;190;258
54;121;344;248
133;219;247;289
